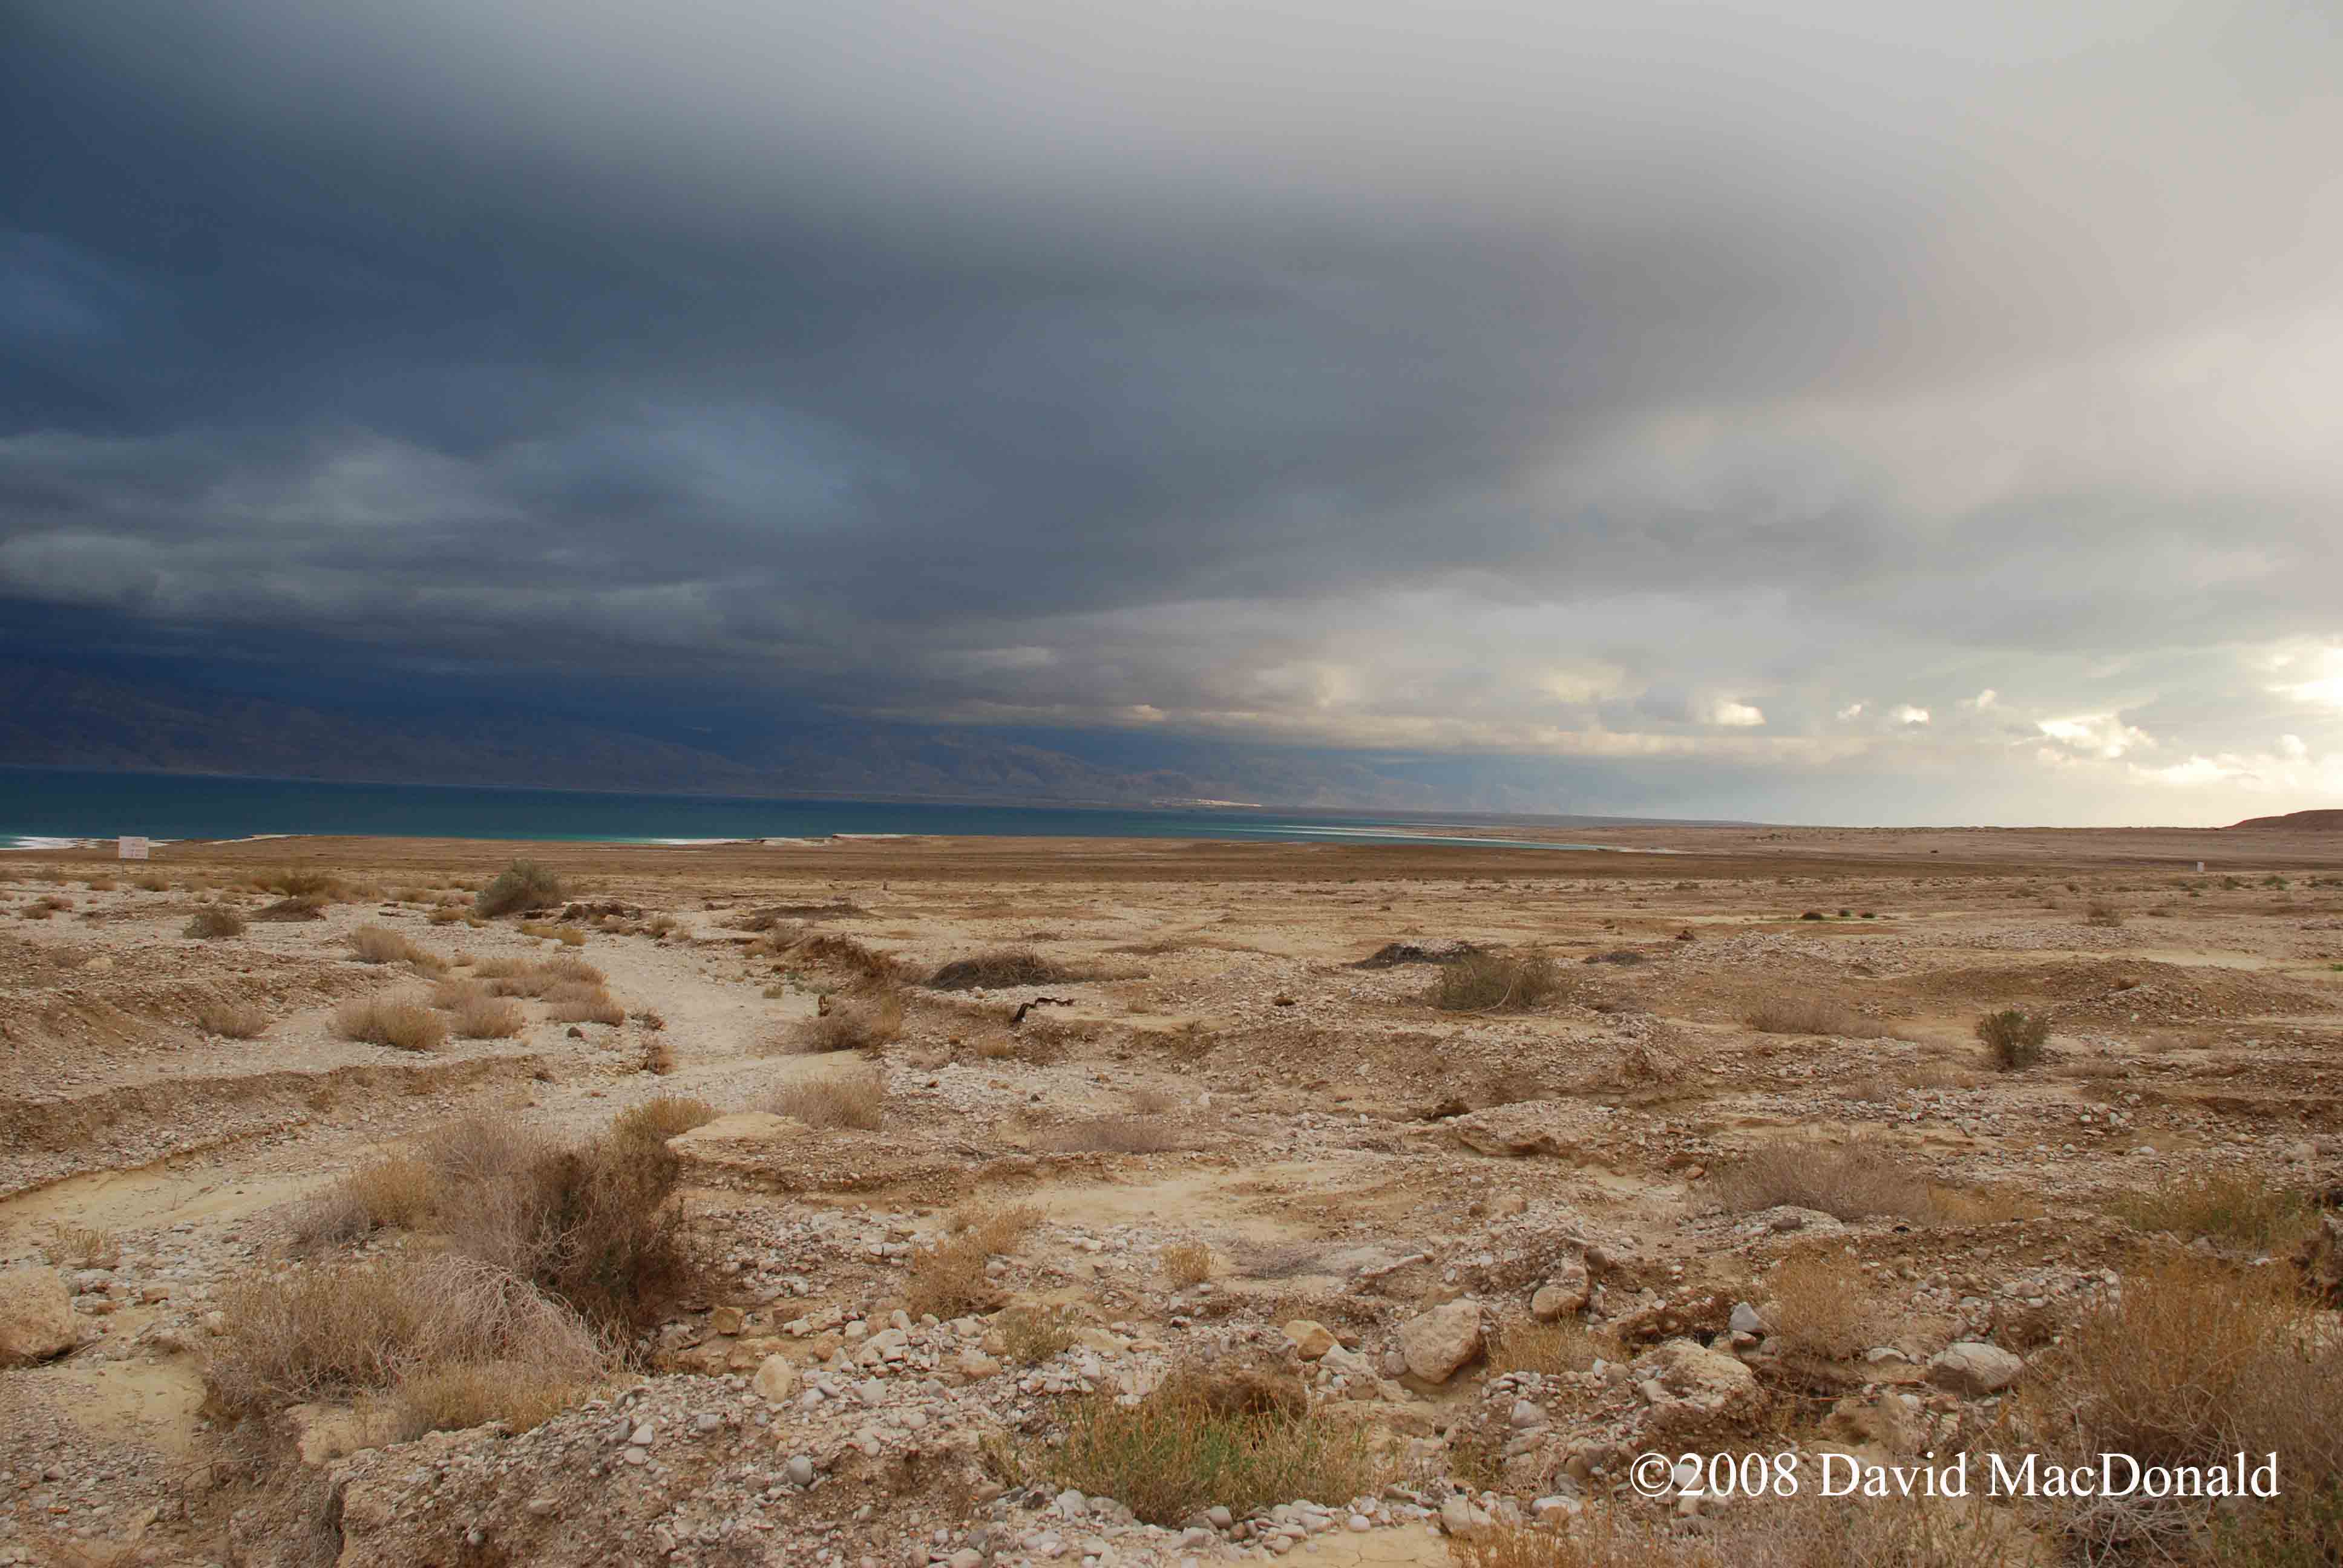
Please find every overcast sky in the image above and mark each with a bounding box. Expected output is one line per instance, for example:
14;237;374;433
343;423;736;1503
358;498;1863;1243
5;1;2340;825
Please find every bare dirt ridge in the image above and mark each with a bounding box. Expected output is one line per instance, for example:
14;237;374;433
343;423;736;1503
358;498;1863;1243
1;832;2339;1567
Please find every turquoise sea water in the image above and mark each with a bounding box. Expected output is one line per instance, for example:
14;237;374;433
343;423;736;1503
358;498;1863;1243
0;767;1657;851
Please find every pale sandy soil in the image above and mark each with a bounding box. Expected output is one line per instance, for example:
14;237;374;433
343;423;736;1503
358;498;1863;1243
1;832;2339;1566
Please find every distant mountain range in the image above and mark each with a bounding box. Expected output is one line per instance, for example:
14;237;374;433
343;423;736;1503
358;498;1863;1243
0;658;1468;811
2230;809;2343;831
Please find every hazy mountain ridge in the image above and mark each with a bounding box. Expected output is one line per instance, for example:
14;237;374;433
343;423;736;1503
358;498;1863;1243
0;659;1447;810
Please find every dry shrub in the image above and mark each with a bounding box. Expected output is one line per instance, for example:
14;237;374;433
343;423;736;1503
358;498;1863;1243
545;982;625;1025
427;904;464;926
48;1224;120;1269
183;907;246;939
997;1303;1081;1365
1429;948;1559;1012
790;933;909;984
1453;1494;2024;1568
953;1203;1043;1253
204;1252;604;1414
1974;1007;2050;1070
197;1001;270;1039
928;946;1074;990
1161;1241;1215;1287
133;872;171;892
374;1357;588;1442
1712;1138;1941;1223
451;995;526;1039
1128;1084;1179;1115
641;1036;677;1074
905;1206;1041;1321
1029;1116;1187;1154
2020;1253;2343;1560
609;1095;718;1146
347;924;444;969
2109;1170;2315;1251
763;1064;888;1129
1028;1364;1388;1526
1486;1319;1615;1376
475;859;565;918
1743;998;1896;1039
294;1155;440;1244
432;976;490;1008
333;995;448;1051
773;992;905;1054
254;893;326;921
2083;900;2126;928
472;955;531;980
1761;1254;1893;1359
430;1112;696;1339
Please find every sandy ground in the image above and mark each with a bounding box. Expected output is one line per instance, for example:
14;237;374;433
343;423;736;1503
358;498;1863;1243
1;830;2339;1566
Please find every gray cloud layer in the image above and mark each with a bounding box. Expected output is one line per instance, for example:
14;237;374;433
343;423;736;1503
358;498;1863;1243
5;0;2341;822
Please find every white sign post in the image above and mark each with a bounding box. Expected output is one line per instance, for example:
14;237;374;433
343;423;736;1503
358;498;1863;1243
118;837;151;861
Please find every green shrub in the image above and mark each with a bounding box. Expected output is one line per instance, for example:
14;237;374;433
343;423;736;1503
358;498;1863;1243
1975;1008;2050;1070
475;859;565;918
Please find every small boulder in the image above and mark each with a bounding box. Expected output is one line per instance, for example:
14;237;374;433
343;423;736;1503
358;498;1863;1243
1926;1342;2024;1397
1282;1319;1337;1359
1398;1299;1483;1383
0;1265;74;1367
1530;1256;1591;1321
752;1353;798;1403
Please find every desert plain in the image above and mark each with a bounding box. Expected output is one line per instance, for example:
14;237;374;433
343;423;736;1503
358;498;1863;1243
3;822;2342;1568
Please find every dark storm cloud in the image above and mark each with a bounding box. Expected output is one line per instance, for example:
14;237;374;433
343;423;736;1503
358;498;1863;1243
5;0;2342;822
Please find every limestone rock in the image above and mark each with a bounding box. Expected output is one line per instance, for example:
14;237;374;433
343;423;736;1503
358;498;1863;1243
752;1353;798;1403
1446;1101;1620;1160
1637;1338;1761;1436
1283;1319;1337;1359
1398;1299;1483;1383
1926;1342;2023;1397
1530;1256;1591;1321
0;1264;74;1367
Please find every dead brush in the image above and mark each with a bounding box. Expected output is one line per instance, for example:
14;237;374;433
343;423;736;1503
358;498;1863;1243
1742;998;1897;1039
1427;948;1561;1012
928;946;1079;991
997;1303;1081;1365
348;925;446;970
1029;1116;1187;1154
609;1095;718;1145
545;981;625;1026
371;1357;589;1442
1018;1362;1388;1527
427;1109;698;1338
1760;1254;1895;1360
768;991;905;1054
182;906;247;939
2016;1253;2343;1560
762;1063;888;1129
253;892;327;921
196;1000;270;1039
1712;1138;1942;1224
1161;1241;1216;1287
203;1252;605;1414
47;1224;120;1270
788;933;909;985
451;995;527;1039
2109;1169;2316;1251
333;995;448;1051
905;1206;1040;1320
293;1155;441;1245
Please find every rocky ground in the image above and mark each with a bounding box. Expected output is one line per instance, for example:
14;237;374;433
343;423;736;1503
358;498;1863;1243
2;832;2341;1567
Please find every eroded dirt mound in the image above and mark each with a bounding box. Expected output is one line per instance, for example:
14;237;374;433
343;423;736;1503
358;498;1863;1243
1893;956;2337;1024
